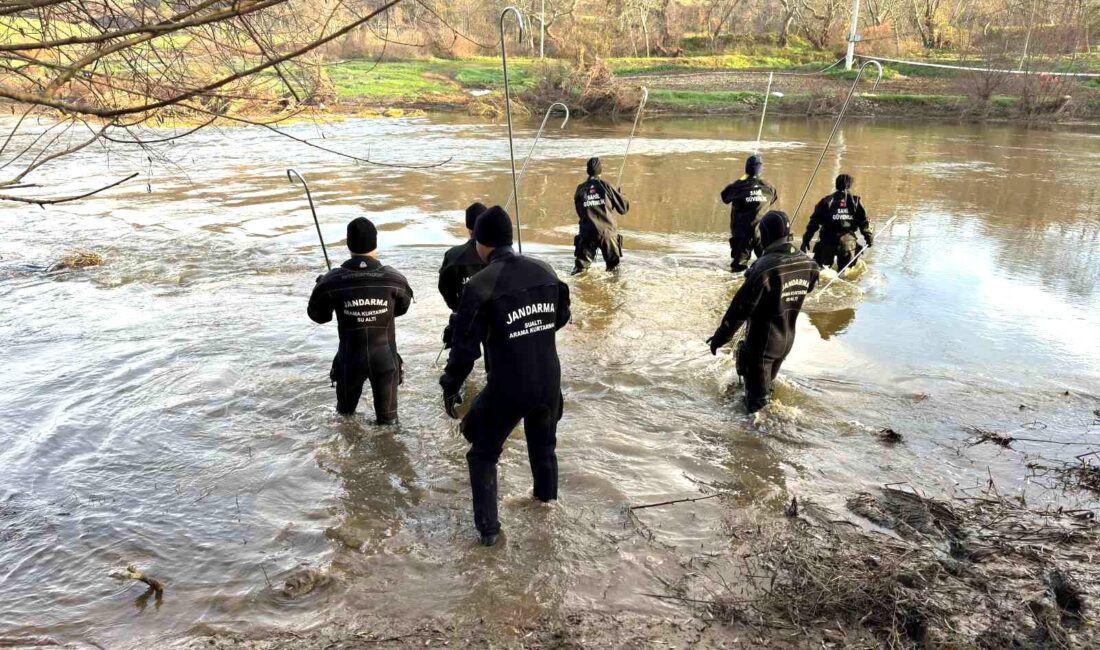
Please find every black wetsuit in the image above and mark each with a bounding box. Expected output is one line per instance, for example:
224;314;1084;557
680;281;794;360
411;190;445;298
801;191;873;270
308;257;413;423
573;176;629;272
440;246;571;536
709;239;819;412
721;176;778;271
437;239;487;347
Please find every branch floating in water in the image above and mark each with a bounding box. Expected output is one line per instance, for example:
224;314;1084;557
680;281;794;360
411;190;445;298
629;492;726;511
110;563;165;596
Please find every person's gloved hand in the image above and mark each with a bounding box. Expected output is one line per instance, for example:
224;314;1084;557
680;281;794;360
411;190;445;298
706;335;720;356
864;233;874;247
315;274;324;283
443;390;463;419
800;242;810;254
442;323;453;349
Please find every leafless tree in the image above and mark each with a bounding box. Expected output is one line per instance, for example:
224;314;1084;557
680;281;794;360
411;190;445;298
0;0;470;205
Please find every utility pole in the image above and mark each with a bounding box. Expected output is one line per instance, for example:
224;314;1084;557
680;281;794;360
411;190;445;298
540;0;545;59
845;0;861;70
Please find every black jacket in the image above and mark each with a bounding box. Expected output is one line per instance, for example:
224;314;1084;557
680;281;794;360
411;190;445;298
574;176;629;241
721;175;778;231
440;247;571;400
802;191;873;246
438;239;486;312
710;239;820;360
308;257;413;375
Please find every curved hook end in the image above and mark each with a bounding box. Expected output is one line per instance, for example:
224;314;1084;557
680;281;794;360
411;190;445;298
859;59;884;92
549;101;570;129
500;6;525;40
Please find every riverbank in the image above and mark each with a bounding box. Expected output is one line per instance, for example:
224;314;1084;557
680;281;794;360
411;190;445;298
321;55;1100;122
184;482;1100;649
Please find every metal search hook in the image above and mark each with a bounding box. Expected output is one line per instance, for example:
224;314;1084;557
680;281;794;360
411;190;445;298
287;168;330;271
499;6;525;253
790;60;883;228
616;86;649;188
754;72;775;155
504;101;570;210
818;212;900;292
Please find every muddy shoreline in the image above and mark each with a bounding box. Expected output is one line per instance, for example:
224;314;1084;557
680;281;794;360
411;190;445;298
180;483;1099;649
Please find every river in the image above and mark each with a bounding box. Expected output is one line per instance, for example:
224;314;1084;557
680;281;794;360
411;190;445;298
0;114;1097;647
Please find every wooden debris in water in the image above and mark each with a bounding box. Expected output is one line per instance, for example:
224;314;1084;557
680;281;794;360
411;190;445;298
964;425;1015;448
109;563;164;596
628;492;726;511
878;428;903;444
1028;451;1100;496
281;567;330;599
47;249;103;272
705;488;1099;648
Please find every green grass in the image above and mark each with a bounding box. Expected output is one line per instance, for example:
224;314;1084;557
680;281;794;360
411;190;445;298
865;93;963;107
326;60;460;100
647;89;764;110
610;53;824;76
325;57;558;101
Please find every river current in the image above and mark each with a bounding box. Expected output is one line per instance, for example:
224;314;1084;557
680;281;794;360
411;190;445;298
0;114;1097;647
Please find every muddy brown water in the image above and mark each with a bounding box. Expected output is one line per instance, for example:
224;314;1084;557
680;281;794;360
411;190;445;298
0;114;1097;647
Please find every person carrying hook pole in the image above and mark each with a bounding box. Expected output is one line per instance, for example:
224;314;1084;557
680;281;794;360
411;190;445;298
571;157;629;275
800;173;874;271
440;206;571;547
721;154;778;273
308;218;413;424
707;211;818;413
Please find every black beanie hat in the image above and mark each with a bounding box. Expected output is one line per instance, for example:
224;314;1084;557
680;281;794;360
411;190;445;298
586;156;602;177
758;210;791;248
474;206;513;248
835;174;854;191
465;202;488;231
346;217;377;254
745;154;763;176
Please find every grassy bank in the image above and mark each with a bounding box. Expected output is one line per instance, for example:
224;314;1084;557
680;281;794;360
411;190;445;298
645;89;1030;118
321;55;1098;122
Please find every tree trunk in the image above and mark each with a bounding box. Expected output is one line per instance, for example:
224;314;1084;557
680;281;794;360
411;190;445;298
779;8;795;47
640;10;651;57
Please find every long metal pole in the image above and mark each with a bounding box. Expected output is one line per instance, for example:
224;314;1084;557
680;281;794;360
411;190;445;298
504;102;570;210
500;6;525;253
790;59;882;228
287;169;330;270
818;213;899;292
754;72;774;155
615;86;649;188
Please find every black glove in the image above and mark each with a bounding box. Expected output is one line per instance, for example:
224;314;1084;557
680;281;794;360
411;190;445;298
706;335;720;356
442;323;453;349
864;233;874;247
315;274;324;284
443;390;463;419
800;237;811;254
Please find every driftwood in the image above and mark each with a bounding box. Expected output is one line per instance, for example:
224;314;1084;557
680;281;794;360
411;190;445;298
629;492;726;511
109;563;164;596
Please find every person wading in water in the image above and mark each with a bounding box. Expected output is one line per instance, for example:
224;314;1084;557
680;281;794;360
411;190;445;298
438;202;488;349
800;173;874;271
308;217;413;424
440;206;571;546
707;210;819;413
572;157;629;275
721;154;778;272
